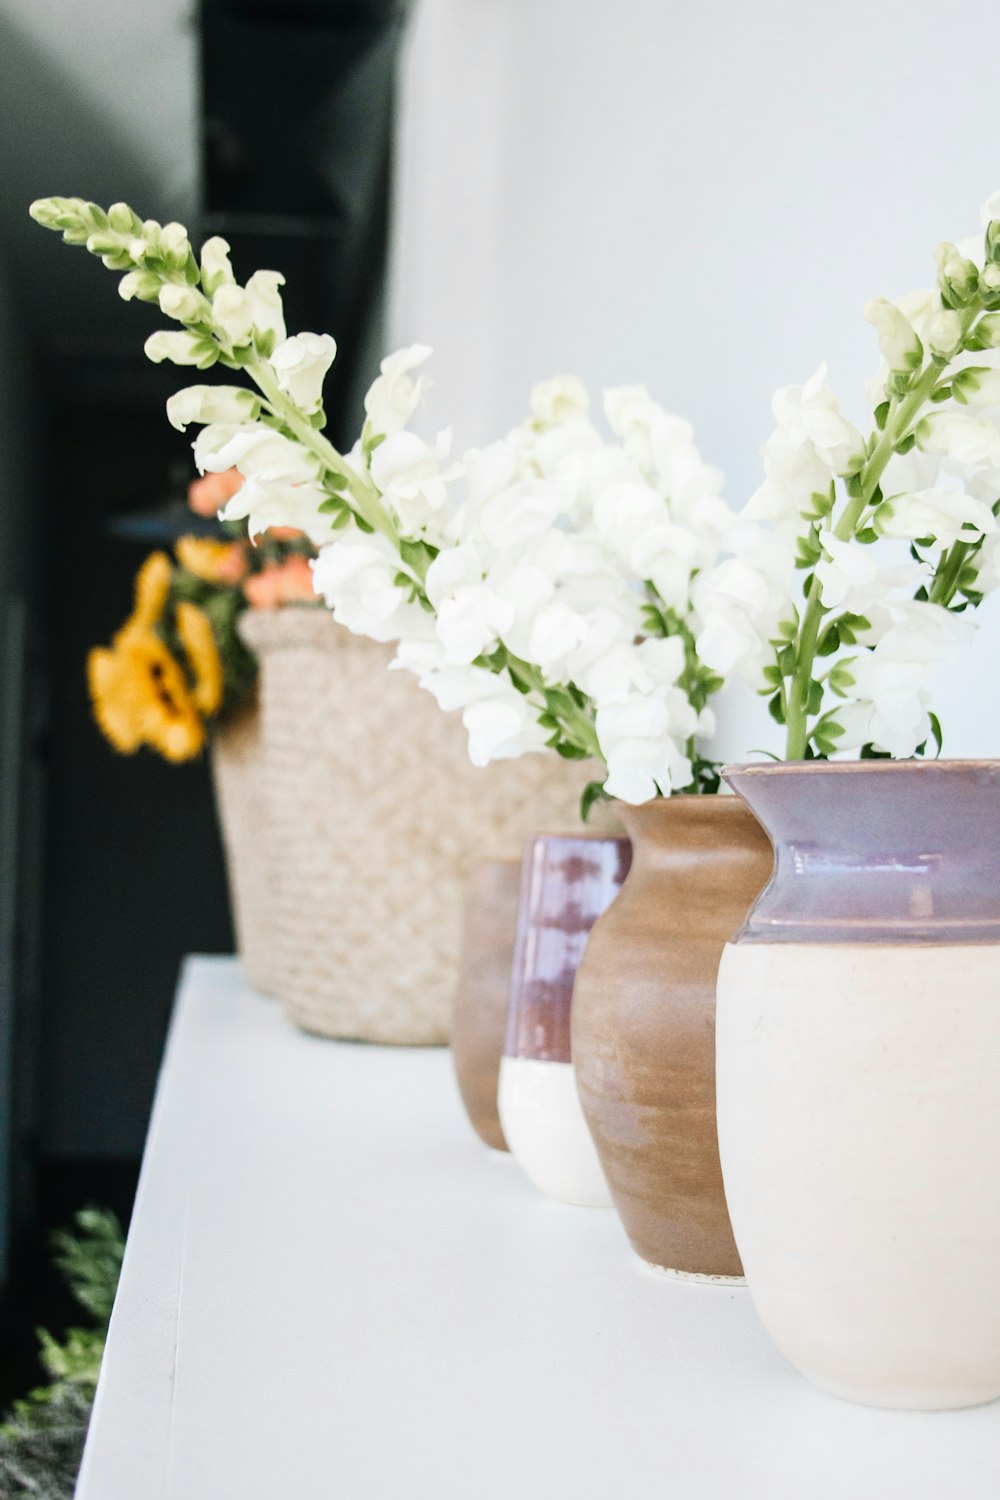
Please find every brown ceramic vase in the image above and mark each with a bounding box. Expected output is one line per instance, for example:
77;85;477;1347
571;795;773;1280
450;860;522;1152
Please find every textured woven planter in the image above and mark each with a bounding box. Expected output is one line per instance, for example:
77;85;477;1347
209;695;279;995
239;607;605;1045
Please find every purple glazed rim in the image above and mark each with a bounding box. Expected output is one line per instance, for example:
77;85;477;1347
722;758;1000;946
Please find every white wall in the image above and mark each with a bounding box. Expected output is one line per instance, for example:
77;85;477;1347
388;0;1000;762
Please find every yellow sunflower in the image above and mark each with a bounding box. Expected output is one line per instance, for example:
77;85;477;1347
88;625;205;763
130;551;173;630
175;602;224;716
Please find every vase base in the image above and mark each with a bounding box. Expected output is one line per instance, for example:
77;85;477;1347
805;1372;1000;1412
644;1261;746;1286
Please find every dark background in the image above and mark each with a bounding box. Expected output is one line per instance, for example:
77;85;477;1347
0;0;409;1395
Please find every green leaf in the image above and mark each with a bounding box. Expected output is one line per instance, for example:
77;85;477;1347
874;400;890;431
767;691;786;725
928;711;943;757
855;527;879;545
555;741;588;760
816;621;840;657
354;515;374;534
580;780;610;823
807;679;824;714
895;433;916;455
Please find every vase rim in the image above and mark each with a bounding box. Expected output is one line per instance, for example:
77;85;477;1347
723;757;1000;780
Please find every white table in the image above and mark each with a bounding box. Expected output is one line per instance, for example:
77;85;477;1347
78;956;1000;1499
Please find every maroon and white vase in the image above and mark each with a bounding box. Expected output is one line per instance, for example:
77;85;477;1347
716;759;1000;1410
498;833;631;1207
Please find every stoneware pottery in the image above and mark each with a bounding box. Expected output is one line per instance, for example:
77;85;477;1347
498;833;631;1207
451;860;521;1153
572;796;772;1279
716;759;1000;1410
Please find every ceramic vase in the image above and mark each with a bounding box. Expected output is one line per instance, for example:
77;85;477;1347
572;797;772;1278
451;860;521;1152
498;833;630;1207
716;759;1000;1410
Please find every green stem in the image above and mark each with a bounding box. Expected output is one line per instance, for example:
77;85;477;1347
244;356;397;543
783;359;945;760
929;539;973;606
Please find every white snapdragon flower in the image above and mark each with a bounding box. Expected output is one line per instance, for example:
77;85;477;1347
364;345;432;438
529;375;590;426
245;271;286;346
814;534;880;610
832;602;974;757
425;546;516;665
773;364;865;478
745;368;864;531
166;385;260;431
604;386;693;477
476;477;563;550
865;289;939;406
144;330;215;368
370;429;462;539
270;333;337;414
200;236;235;295
596;692;693;804
158;283;202;323
876;487;997;549
694;525;795;689
210;285;255;345
865;297;923;373
194;420;329;541
952;367;1000;409
917;410;1000;474
394;644;549;766
311;532;431;643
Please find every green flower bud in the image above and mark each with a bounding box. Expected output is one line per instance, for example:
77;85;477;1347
118;269;162;303
108;202;139;234
86;231;122;257
966;313;1000;351
980;263;1000;307
933;241;980;305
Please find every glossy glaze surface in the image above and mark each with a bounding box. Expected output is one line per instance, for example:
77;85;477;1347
451;861;521;1152
572;797;772;1278
505;834;632;1064
724;759;1000;944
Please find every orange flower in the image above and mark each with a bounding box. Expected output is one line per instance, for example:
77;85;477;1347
88;626;205;762
243;554;317;610
175;535;249;586
188;468;244;518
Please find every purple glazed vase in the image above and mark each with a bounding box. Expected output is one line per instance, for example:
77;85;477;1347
716;760;1000;1410
498;833;631;1206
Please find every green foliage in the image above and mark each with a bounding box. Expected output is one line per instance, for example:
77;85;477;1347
0;1209;124;1500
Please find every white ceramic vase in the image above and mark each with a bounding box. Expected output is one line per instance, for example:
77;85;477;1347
498;1056;611;1208
716;761;1000;1410
499;833;627;1209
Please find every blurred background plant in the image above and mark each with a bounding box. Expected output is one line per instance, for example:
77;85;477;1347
88;469;319;763
0;1209;123;1500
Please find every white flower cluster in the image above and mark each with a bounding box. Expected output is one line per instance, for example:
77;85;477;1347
307;370;728;802
695;191;1000;761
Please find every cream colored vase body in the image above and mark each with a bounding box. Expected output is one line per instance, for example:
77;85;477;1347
717;761;1000;1411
